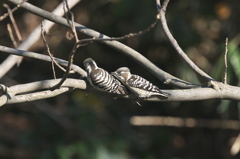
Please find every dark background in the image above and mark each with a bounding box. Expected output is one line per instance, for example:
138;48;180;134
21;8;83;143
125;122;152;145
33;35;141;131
1;0;240;158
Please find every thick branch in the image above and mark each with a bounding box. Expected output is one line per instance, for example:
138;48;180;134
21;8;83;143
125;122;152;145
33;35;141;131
8;88;71;104
159;0;214;82
1;78;240;105
9;78;87;95
0;78;88;106
144;81;240;102
7;0;200;89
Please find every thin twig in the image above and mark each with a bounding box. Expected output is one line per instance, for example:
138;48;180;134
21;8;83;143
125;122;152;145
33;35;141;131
0;0;27;21
3;3;23;42
158;0;214;82
51;0;80;89
77;19;159;45
40;24;69;73
223;37;228;84
41;22;56;79
7;24;18;47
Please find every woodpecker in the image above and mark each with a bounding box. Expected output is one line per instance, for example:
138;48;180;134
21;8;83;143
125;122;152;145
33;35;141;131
83;58;129;95
112;67;169;98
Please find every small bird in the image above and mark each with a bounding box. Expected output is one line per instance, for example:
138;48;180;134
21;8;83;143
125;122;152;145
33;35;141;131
112;67;169;98
83;58;129;95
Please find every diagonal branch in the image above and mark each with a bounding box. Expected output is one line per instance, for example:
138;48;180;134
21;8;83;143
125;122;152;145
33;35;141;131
0;45;87;76
3;3;23;42
41;22;56;79
158;0;214;82
7;0;201;89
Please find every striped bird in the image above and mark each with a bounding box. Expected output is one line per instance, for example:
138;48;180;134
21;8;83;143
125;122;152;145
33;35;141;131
83;58;129;95
112;67;169;98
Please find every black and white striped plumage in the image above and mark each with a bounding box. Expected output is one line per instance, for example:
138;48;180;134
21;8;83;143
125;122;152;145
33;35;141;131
112;67;169;98
83;58;129;95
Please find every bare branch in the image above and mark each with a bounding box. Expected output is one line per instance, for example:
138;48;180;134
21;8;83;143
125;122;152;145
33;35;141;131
1;79;240;105
52;43;79;89
0;78;87;106
11;78;87;95
3;3;23;42
0;45;87;76
158;0;214;82
7;0;200;89
8;87;71;104
0;0;26;21
224;37;228;84
143;81;240;102
77;18;159;45
52;0;80;89
41;22;56;79
7;24;18;47
0;0;81;78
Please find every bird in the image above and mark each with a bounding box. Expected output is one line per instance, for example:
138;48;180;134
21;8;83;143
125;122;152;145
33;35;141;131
112;67;169;98
83;58;129;95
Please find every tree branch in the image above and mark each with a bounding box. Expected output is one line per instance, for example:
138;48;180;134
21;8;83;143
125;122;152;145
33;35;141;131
158;0;214;82
7;0;200;89
3;3;23;42
1;79;240;105
143;81;240;102
0;78;88;106
7;88;71;104
0;45;87;76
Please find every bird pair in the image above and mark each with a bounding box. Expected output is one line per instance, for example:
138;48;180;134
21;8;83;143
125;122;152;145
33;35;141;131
83;58;169;99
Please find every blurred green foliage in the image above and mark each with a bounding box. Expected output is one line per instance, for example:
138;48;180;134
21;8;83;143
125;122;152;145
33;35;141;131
1;0;240;158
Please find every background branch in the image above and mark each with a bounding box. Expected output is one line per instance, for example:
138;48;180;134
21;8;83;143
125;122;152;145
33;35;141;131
224;37;229;84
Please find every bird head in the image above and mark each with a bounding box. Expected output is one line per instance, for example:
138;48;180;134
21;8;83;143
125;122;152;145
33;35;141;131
112;67;131;82
83;58;98;73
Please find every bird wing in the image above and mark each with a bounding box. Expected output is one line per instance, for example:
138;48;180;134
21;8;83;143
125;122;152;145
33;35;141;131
127;75;169;97
127;75;164;93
